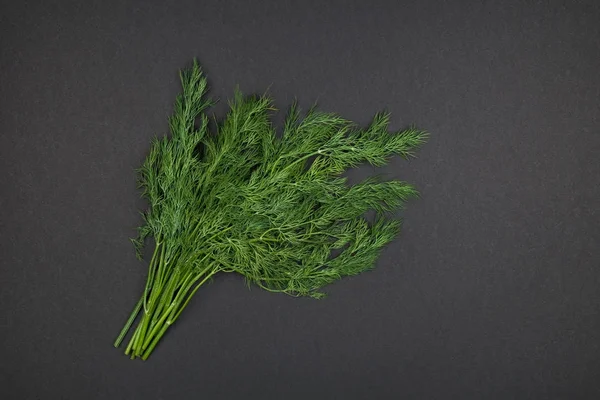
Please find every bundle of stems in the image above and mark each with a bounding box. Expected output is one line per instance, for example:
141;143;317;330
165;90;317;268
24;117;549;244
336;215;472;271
113;60;427;360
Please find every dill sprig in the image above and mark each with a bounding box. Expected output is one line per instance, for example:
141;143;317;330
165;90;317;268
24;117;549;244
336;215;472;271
113;60;427;360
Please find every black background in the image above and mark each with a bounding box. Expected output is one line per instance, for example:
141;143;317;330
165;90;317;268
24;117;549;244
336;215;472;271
1;0;599;399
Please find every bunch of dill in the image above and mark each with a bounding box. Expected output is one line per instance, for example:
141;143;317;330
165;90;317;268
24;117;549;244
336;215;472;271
113;60;427;360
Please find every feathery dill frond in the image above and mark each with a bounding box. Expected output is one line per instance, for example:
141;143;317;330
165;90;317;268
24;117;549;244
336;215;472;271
114;60;427;360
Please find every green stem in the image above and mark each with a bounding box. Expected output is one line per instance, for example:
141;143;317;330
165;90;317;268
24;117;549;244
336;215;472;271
143;243;168;324
155;242;167;290
126;241;172;357
137;266;220;359
133;312;150;356
141;322;170;361
116;239;222;359
280;150;322;174
134;268;180;356
114;241;164;350
139;270;196;352
113;295;144;348
134;267;186;356
148;268;180;328
141;303;176;351
143;240;162;313
169;267;220;323
125;322;140;356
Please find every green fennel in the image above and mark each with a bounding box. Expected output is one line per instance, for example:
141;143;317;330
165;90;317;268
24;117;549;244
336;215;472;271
113;60;427;360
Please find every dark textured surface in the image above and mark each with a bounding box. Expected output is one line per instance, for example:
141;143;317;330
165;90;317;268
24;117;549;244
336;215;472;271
1;0;599;398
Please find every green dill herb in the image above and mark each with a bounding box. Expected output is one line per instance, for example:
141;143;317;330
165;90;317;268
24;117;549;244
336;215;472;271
114;60;427;360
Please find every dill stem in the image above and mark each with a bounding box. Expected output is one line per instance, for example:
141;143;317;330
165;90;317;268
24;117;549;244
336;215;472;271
115;242;164;351
133;313;149;356
125;322;140;355
280;150;322;174
147;267;180;329
141;303;176;351
132;266;219;359
142;244;168;320
134;267;177;356
141;323;169;361
113;295;143;348
140;270;203;352
134;268;189;355
143;240;162;312
124;243;172;357
168;267;220;323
